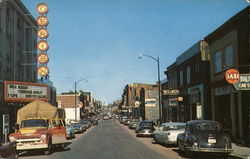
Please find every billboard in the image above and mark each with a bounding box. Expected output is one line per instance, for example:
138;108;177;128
4;81;48;102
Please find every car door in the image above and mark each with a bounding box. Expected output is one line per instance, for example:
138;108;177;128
162;126;170;144
50;119;67;144
154;126;162;142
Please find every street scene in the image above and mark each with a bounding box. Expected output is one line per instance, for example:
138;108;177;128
0;0;249;159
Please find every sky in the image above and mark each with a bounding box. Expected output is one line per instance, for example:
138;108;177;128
21;0;249;104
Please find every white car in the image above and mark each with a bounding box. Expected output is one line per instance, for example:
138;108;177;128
153;122;185;145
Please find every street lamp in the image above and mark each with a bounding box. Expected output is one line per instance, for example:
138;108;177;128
138;53;162;122
75;78;88;121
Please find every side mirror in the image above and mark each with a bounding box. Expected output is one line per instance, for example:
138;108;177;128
13;123;19;130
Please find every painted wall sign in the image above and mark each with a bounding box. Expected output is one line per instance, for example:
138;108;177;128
225;68;240;84
37;3;49;15
145;98;156;107
233;74;250;90
4;81;48;102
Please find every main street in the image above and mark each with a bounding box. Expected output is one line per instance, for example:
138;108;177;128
19;119;177;159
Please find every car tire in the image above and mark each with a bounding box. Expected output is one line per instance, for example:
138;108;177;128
60;143;65;150
44;140;52;155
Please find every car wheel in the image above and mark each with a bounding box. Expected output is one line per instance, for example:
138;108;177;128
44;139;52;155
60;143;65;150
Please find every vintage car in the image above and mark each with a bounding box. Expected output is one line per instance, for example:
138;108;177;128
154;122;185;145
71;123;85;133
135;121;155;137
128;119;140;129
65;124;75;139
177;120;233;157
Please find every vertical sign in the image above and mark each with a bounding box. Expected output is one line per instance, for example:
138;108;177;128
36;3;49;77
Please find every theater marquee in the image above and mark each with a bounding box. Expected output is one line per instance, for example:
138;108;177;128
4;81;48;102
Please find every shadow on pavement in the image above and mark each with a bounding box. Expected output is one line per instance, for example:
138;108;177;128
18;142;72;157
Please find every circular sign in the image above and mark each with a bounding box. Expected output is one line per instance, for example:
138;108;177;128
37;16;49;27
37;28;49;39
37;53;49;64
36;3;49;15
37;65;49;77
37;40;49;52
225;68;240;84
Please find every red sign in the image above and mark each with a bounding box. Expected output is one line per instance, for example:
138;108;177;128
225;68;240;84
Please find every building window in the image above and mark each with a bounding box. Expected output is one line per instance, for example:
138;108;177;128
214;50;222;73
225;45;233;67
179;70;183;86
187;66;190;84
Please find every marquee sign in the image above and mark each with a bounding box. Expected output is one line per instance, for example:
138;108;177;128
4;81;48;102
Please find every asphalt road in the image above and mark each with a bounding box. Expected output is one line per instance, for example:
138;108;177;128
19;119;167;159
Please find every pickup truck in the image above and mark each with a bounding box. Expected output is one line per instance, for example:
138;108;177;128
9;100;67;155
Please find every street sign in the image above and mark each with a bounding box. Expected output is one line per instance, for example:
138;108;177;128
162;89;179;96
37;3;49;15
37;28;49;39
233;74;250;90
37;16;49;27
37;53;49;64
37;65;49;77
37;40;49;52
225;68;240;84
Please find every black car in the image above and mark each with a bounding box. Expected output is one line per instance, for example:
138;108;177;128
135;121;155;137
177;120;233;157
89;118;98;125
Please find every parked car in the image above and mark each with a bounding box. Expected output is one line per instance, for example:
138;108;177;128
71;123;85;133
153;122;185;145
128;119;140;129
136;121;155;137
103;115;109;120
177;120;233;157
81;120;92;128
89;118;98;125
123;118;132;126
120;116;128;124
65;124;76;139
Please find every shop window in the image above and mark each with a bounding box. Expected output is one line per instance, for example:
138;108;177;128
225;45;233;67
214;50;222;73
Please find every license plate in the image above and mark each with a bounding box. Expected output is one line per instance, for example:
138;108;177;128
208;138;216;144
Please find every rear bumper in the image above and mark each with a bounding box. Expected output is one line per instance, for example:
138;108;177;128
186;147;233;154
137;132;153;136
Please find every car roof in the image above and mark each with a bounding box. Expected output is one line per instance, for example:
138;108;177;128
161;122;185;126
187;120;220;125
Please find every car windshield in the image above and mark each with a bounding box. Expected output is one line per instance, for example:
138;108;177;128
140;122;153;128
164;125;185;131
21;119;48;128
195;123;221;131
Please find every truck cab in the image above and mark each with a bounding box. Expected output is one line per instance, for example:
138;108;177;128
9;118;66;155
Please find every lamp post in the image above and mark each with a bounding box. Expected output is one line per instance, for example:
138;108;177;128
138;53;162;122
74;78;88;121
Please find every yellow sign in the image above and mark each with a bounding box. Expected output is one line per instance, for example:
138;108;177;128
37;65;49;77
37;40;49;52
37;16;49;27
37;3;48;15
37;53;49;64
37;28;49;39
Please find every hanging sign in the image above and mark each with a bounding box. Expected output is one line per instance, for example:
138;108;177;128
37;28;49;39
37;40;49;52
37;65;49;77
233;74;250;90
37;53;49;64
37;16;49;27
37;3;49;14
225;68;240;84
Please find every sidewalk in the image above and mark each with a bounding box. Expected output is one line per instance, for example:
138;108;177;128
230;143;250;159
